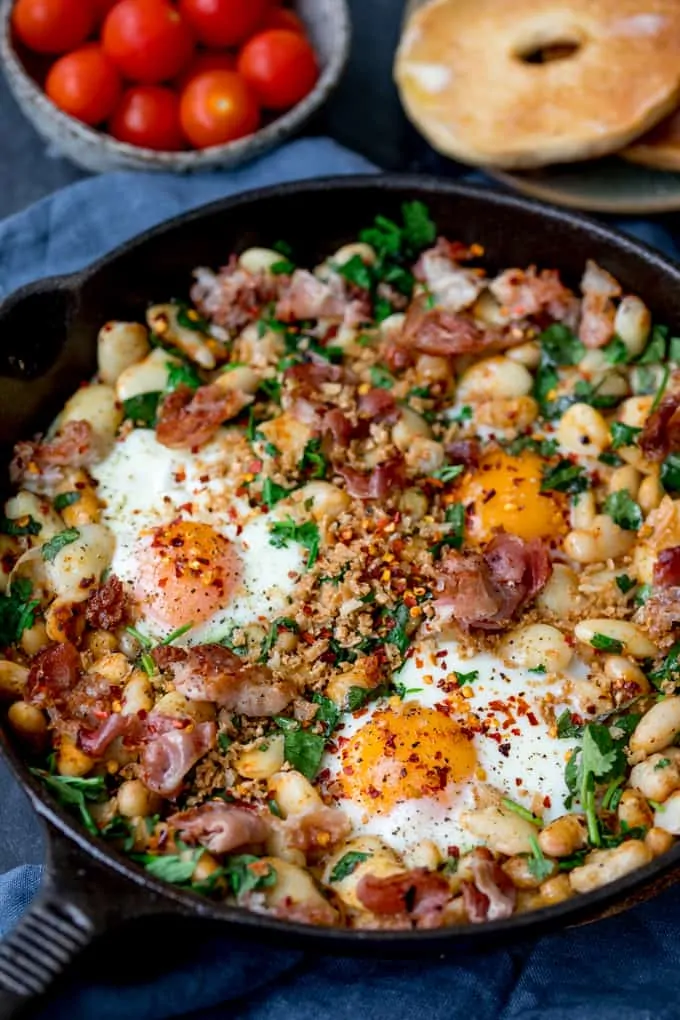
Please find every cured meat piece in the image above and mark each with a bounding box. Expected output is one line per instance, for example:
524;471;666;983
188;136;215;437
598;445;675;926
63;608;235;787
156;384;251;450
169;801;270;853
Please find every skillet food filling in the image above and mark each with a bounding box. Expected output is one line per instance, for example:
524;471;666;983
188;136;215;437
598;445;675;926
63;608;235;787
4;203;680;929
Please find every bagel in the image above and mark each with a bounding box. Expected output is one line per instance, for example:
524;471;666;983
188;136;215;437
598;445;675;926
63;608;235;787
394;0;680;169
622;109;680;172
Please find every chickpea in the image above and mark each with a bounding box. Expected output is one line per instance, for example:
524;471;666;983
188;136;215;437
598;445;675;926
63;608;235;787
7;701;48;751
538;814;588;857
117;779;158;818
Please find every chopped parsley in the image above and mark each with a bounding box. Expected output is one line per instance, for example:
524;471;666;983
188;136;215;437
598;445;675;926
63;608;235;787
261;477;293;509
259;617;298;663
298;438;328;479
271;258;296;275
454;669;479;687
269;516;320;568
648;642;680;690
590;633;624;654
122;391;162;427
370;364;395;390
602;490;643;531
165;360;202;392
540;460;588;495
504;435;559;458
383;601;412;655
0;514;41;537
501;797;543;826
615;574;636;594
634;583;653;607
451;405;473;424
275;718;325;780
0;578;40;647
430;503;466;558
564;722;632;846
638;323;668;364
337;254;373;291
556;710;583;739
30;770;106;836
602;336;630;365
430;464;465;484
661;453;680;493
527;836;554;881
41;528;80;563
610;422;642;450
330;851;371;883
53;492;81;512
533;324;586;418
176;305;210;333
655;758;672;771
311;693;340;737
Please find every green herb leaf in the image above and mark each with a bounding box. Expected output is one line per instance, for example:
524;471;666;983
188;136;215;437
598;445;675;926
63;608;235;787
218;732;232;753
430;464;465;484
346;685;385;711
539;324;586;366
638;324;667;364
602;336;630;365
269;516;320;568
0;514;41;537
259;616;298;663
0;578;39;647
401;201;437;252
312;693;340;737
53;491;81;512
527;835;554;881
123;392;162;427
41;528;80;563
598;452;623;467
30;770;106;835
298;438;328;480
454;669;479;687
661;453;680;493
590;633;624;653
135;847;204;884
222;854;277;896
261;477;293;509
160;622;194;645
651;364;671;412
556;710;583;739
565;723;629;846
330;851;371;883
384;601;412;656
603;490;643;531
451;405;473;424
337;254;373;291
541;460;588;495
610;422;642;450
370;364;395;390
176;305;210;333
271;258;296;275
615;574;636;594
635;583;653;607
501;797;542;826
655;758;672;771
100;815;137;852
278;725;325;780
648;641;680;689
431;503;466;558
504;435;559;458
166;360;202;392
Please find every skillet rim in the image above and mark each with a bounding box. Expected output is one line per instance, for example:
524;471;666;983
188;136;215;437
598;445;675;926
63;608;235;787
3;173;680;950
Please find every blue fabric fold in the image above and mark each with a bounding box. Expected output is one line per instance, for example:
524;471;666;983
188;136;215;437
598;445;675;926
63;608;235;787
3;136;680;1018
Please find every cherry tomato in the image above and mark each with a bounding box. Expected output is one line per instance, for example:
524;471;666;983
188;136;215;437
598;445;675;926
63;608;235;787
102;0;194;84
110;85;185;149
237;29;318;110
12;0;95;55
178;0;268;48
258;8;305;34
179;70;260;148
92;0;119;24
46;44;122;126
176;50;236;92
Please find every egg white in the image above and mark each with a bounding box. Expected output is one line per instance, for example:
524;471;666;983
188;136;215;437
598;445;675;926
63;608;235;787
91;428;304;644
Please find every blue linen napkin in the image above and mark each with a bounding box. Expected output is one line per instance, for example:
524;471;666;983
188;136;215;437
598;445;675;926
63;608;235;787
3;136;680;1019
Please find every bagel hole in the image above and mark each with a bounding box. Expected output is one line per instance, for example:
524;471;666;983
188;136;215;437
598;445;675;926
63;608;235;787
516;38;581;64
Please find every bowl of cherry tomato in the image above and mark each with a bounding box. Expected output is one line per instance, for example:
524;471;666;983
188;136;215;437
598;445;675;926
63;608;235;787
0;0;350;172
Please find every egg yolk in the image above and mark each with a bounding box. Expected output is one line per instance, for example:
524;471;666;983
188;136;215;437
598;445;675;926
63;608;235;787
455;450;568;544
134;519;241;630
339;704;476;811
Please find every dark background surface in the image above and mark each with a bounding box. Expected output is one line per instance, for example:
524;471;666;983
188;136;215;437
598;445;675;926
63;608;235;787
0;0;441;872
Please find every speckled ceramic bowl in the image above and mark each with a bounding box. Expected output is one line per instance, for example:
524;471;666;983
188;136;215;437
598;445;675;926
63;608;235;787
0;0;350;173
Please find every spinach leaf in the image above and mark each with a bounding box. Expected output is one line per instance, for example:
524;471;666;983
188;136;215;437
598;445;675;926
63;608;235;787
123;392;162;427
330;851;371;882
602;490;643;531
41;528;80;563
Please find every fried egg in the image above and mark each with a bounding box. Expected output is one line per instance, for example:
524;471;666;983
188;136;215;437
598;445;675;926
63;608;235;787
91;428;304;644
322;638;579;855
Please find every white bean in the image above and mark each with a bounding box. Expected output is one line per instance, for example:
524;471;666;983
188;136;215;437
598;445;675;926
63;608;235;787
116;347;178;402
538;814;587;857
97;322;150;385
118;778;155;818
121;671;154;716
574;619;658;659
570;491;596;531
459;804;538;855
505;341;540;369
536;564;581;617
392;407;432;450
379;313;405;340
402;839;442;871
500;623;572;672
614;296;651;358
147;303;215;369
323;836;403;911
4;491;63;541
638;475;664;514
608;466;641;499
269;770;323;818
405;437;445;475
294;482;350;522
236;734;285;780
631;698;680;757
569;841;652;893
556;403;609;456
332;242;376;266
457;356;532;401
214;366;261;395
238;247;285;274
262;857;336;922
654;790;680;835
628;750;680;802
7;701;47;749
564;515;636;564
44;523;115;602
0;661;29;702
58;384;123;446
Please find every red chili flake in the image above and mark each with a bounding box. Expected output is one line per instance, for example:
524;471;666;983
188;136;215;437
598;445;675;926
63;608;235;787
515;777;522;786
342;766;354;776
316;768;330;783
482;488;497;504
447;845;460;858
367;786;381;799
498;742;511;757
433;766;450;789
527;712;538;726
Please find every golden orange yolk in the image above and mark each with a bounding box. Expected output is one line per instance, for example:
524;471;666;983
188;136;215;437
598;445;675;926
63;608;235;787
134;519;241;630
455;450;568;544
339;705;476;811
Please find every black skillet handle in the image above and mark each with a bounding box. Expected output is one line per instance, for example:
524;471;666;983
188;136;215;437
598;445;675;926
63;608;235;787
0;823;180;1019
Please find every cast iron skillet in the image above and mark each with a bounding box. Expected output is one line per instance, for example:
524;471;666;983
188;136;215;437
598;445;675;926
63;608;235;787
2;176;680;1016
